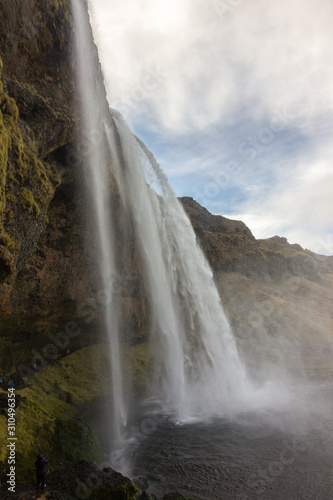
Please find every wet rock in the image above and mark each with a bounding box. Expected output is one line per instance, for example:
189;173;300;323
137;492;150;500
47;460;137;498
162;493;187;500
133;475;150;491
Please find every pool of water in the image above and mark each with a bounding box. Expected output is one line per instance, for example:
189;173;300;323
128;382;333;499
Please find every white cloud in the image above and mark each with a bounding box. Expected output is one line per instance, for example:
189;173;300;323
89;0;333;134
88;0;333;254
226;157;333;255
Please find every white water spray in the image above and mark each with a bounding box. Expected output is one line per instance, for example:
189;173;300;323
73;0;254;457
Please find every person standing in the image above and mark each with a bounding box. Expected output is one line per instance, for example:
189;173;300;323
35;453;49;494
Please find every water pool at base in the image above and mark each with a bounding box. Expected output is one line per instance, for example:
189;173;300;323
130;383;333;500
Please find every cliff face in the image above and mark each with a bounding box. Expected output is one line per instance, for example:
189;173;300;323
181;197;333;378
0;1;151;376
181;197;322;282
0;0;74;302
0;0;73;152
0;0;93;372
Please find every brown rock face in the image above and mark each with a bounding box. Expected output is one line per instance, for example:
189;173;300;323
0;0;74;156
0;0;82;370
0;0;75;293
180;197;325;282
181;197;333;378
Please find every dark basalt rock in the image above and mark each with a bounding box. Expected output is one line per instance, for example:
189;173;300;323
47;460;137;498
162;493;187;500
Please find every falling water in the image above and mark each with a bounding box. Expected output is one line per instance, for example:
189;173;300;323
72;0;253;463
106;111;249;419
71;0;126;443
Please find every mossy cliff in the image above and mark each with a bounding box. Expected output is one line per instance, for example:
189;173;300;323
0;0;106;487
0;0;150;374
0;55;58;284
0;341;152;485
0;0;74;309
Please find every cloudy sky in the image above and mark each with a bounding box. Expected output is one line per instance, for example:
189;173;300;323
87;0;333;255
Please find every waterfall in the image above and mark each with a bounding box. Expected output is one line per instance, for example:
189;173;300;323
71;0;127;444
72;0;251;465
106;112;249;419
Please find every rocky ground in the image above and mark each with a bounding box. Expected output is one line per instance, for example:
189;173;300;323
0;460;187;499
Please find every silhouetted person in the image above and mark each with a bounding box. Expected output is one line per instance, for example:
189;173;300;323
35;453;49;494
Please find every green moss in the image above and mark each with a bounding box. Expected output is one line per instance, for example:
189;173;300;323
0;345;113;484
123;342;152;396
0;94;19;123
12;139;56;212
19;385;77;421
0;109;9;215
5;208;14;222
0;337;153;485
0;57;19;125
0;413;7;462
0;55;58;257
13;399;57;482
89;482;138;500
56;417;103;463
0;228;16;250
19;187;40;217
53;0;70;13
29;344;112;405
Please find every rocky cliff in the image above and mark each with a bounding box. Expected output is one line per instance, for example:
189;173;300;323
0;0;79;357
0;0;73;273
181;197;333;379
